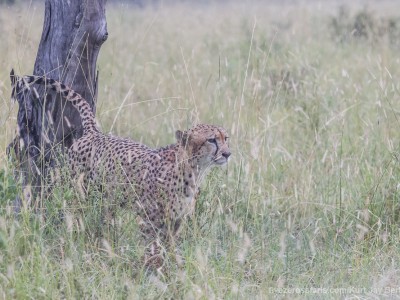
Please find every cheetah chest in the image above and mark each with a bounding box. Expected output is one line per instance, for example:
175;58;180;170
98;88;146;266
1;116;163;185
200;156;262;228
169;177;198;219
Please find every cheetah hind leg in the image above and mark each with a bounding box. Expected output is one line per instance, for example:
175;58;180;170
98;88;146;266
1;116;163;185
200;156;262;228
97;187;120;246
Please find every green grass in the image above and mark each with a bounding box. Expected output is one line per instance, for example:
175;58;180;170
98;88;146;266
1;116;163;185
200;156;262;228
2;1;400;298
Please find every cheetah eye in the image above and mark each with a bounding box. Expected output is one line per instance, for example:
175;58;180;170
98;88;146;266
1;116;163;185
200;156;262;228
207;138;217;144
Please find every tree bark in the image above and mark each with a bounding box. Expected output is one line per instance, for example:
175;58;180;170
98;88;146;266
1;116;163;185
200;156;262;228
8;0;108;204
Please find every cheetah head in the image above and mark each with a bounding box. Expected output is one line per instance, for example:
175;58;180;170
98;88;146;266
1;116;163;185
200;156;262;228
176;124;231;169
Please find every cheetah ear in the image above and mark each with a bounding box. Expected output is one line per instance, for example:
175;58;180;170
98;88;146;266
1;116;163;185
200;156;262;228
176;130;189;146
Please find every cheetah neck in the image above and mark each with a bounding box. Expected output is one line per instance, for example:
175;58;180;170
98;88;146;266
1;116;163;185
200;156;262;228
175;145;211;198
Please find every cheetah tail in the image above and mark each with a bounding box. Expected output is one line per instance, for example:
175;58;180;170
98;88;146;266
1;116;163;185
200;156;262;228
10;69;99;134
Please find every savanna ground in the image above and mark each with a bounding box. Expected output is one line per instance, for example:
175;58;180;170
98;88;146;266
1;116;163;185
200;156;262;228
1;0;400;298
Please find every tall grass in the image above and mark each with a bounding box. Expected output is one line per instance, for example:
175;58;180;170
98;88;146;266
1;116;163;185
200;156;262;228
1;1;400;298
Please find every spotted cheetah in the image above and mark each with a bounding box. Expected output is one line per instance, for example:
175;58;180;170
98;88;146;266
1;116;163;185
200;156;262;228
11;71;231;267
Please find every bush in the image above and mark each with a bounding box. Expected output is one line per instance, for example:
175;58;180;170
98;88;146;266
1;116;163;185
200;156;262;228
0;0;15;5
330;6;400;47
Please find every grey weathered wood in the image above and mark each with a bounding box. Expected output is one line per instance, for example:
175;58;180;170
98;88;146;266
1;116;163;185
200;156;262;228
8;0;108;203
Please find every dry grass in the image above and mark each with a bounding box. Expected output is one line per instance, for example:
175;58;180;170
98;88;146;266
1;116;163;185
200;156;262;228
1;1;400;298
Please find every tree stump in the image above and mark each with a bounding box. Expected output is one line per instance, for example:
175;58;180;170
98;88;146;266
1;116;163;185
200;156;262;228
8;0;108;207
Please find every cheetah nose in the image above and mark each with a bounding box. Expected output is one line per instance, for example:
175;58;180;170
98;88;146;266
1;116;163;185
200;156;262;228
222;152;231;159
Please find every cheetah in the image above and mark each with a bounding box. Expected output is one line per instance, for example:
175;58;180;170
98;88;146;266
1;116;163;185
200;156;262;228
11;71;231;267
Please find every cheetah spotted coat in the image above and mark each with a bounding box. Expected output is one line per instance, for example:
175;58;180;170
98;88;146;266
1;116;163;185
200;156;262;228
11;71;231;267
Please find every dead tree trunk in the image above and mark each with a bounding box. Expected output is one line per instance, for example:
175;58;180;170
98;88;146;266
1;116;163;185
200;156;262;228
8;0;108;206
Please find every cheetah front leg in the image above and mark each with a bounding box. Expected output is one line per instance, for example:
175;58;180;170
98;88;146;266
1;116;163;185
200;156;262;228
138;221;167;270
